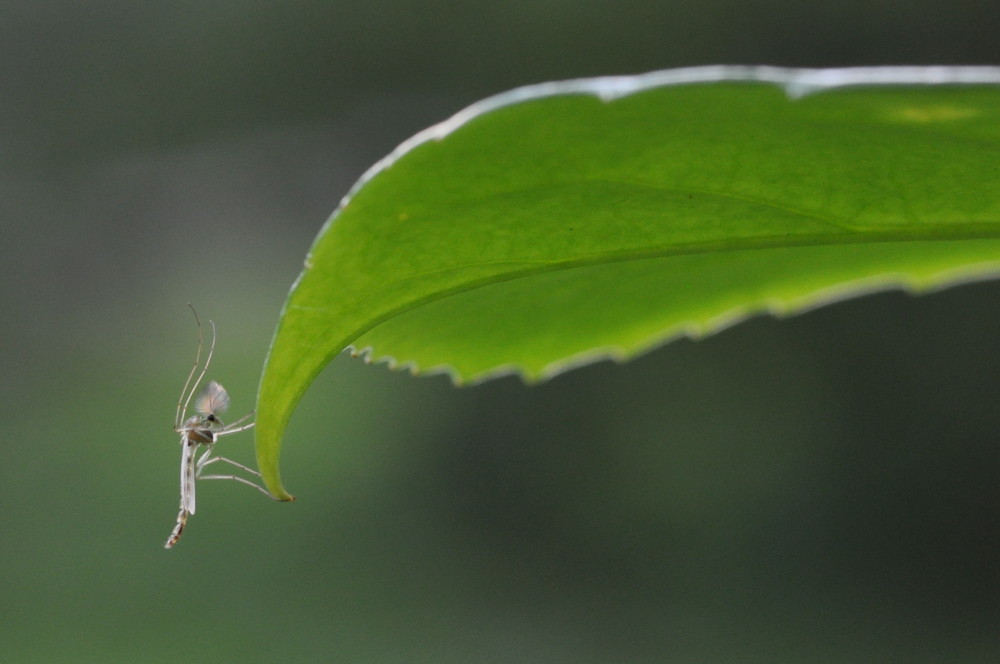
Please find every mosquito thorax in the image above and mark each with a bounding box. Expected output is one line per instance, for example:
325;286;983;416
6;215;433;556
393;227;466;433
182;414;223;445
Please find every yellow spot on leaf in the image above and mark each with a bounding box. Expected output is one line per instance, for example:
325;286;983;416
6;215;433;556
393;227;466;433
892;106;981;123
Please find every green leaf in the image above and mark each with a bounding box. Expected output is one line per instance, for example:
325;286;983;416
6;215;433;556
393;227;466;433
255;65;1000;499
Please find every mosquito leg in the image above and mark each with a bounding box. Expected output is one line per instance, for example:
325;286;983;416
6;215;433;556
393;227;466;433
200;455;262;477
222;411;255;431
195;447;215;472
177;309;218;429
198;473;277;500
176;305;205;430
216;423;255;438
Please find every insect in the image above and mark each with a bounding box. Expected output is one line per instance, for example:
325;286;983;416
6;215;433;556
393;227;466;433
164;307;274;549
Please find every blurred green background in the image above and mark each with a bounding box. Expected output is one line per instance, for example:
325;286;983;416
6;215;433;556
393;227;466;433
3;1;998;662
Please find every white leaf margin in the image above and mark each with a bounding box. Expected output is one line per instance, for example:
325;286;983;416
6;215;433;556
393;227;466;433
333;65;1000;227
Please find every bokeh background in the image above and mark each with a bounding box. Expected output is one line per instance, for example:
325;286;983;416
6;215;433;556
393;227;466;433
3;2;998;662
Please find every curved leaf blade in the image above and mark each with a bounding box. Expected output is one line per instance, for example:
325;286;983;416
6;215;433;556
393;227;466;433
256;66;1000;498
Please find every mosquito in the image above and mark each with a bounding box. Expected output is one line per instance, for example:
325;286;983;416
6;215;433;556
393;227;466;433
164;307;274;549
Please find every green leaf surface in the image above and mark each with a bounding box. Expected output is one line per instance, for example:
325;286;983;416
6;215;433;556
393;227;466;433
256;66;1000;499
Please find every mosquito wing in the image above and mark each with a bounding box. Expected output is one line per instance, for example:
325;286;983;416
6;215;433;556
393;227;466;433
180;437;198;515
195;380;230;416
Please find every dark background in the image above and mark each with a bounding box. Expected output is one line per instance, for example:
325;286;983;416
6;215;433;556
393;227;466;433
2;2;998;661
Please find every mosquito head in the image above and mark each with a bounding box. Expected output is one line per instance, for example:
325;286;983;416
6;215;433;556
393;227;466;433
196;381;231;417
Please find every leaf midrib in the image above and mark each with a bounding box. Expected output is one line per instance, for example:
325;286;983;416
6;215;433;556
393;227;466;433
334;227;1000;348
